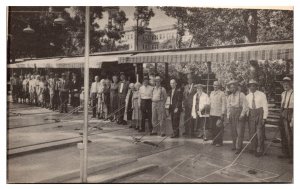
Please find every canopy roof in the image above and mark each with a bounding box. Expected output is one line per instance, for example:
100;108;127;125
7;40;293;69
7;54;131;69
118;40;293;64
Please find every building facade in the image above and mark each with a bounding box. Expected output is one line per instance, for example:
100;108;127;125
117;25;192;51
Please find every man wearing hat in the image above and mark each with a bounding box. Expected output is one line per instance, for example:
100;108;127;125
209;81;226;146
138;75;154;132
58;73;70;113
227;79;248;154
183;73;197;137
151;76;167;136
246;79;268;157
117;72;130;124
278;77;293;162
191;83;210;140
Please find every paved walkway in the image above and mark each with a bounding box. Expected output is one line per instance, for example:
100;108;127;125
7;103;293;183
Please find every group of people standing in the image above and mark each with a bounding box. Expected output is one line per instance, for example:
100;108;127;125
10;72;81;113
10;71;293;162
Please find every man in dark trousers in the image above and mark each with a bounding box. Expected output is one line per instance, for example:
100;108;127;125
169;79;183;138
58;73;70;113
278;77;293;164
183;73;197;137
117;72;130;125
138;75;154;133
70;73;81;114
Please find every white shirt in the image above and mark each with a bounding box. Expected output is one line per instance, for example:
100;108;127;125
90;82;101;95
119;82;124;93
191;92;210;118
246;90;268;119
210;90;226;117
281;89;293;109
139;85;153;99
171;89;175;104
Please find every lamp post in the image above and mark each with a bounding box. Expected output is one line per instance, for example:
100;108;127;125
82;6;90;183
23;24;35;33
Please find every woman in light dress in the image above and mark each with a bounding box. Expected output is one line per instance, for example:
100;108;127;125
97;79;108;119
132;82;142;130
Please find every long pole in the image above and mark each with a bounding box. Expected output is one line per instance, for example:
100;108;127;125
82;6;90;183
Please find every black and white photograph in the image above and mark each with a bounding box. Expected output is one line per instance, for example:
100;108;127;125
4;2;296;185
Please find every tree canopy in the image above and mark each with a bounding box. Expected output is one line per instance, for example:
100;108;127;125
7;6;128;62
159;7;293;47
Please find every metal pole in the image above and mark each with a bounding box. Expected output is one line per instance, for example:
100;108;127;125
82;6;90;183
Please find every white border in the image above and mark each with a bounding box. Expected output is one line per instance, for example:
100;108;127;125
1;1;298;190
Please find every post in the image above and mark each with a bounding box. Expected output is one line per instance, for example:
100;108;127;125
154;63;157;73
81;6;90;183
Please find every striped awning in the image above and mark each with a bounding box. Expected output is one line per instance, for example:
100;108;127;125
7;54;130;69
118;41;293;64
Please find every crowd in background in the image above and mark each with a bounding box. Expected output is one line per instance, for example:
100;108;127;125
10;71;293;162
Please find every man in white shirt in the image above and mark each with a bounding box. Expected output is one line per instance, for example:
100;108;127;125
90;76;100;118
191;84;210;140
246;79;268;157
227;80;248;154
151;76;167;136
138;75;154;132
209;81;226;146
278;77;293;163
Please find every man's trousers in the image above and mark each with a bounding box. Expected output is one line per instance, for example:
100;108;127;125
248;107;265;153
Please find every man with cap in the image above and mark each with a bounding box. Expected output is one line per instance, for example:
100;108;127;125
191;84;210;140
169;79;183;138
246;79;268;157
278;77;293;162
58;73;70;113
117;72;130;124
183;73;197;137
90;76;101;118
138;75;154;132
227;80;248;154
151;76;168;136
209;81;226;146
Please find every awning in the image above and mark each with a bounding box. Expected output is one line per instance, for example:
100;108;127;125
7;58;60;68
118;41;293;64
8;53;132;69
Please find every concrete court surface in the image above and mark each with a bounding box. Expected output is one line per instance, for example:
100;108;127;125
7;103;293;183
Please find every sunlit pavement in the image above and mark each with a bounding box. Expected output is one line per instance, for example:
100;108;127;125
7;102;293;183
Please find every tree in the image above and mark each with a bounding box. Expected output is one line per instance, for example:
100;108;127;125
159;7;188;48
160;7;293;47
7;6;129;61
133;7;155;50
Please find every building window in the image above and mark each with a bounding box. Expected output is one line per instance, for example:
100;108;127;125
160;34;162;39
131;34;133;39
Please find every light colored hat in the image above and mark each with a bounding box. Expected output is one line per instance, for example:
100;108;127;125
248;79;258;85
195;84;205;89
213;81;221;86
227;80;238;86
134;82;142;89
129;83;135;88
282;77;292;82
155;76;161;81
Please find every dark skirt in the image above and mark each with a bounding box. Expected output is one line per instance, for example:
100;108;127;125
71;93;80;107
110;92;118;114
